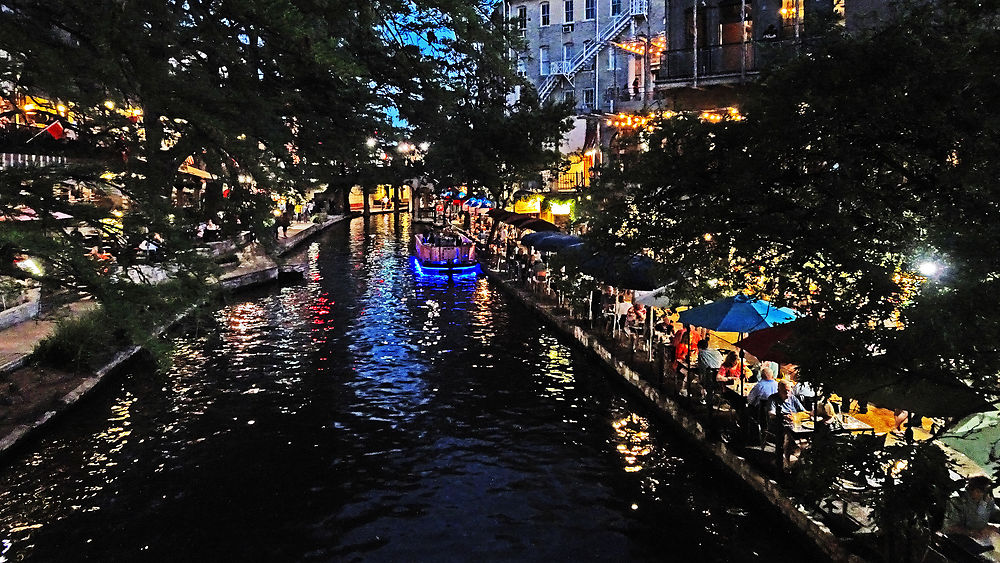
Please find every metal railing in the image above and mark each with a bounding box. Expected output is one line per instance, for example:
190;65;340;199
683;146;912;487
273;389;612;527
538;0;649;100
658;39;797;84
0;152;67;168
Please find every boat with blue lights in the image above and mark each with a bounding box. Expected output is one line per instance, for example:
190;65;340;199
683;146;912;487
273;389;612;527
414;230;479;274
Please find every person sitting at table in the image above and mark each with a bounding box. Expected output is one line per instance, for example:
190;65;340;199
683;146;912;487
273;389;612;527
747;365;778;408
624;303;646;350
716;351;742;386
943;476;1000;543
671;325;690;371
767;380;807;467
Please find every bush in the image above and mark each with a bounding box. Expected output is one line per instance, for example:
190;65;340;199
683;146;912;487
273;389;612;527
34;308;123;372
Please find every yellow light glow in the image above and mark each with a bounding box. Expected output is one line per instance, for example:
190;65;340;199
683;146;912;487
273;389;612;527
56;104;67;115
550;202;572;215
104;100;115;110
22;103;37;113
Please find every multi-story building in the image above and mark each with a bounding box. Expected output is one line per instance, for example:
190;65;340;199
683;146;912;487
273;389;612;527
506;0;666;200
656;0;893;109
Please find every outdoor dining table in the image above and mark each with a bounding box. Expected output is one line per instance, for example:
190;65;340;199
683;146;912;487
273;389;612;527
724;382;875;435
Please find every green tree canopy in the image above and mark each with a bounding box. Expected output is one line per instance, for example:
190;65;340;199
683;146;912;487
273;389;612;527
0;0;504;299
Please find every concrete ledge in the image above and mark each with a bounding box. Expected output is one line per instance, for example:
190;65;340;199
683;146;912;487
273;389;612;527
0;289;41;331
482;266;858;562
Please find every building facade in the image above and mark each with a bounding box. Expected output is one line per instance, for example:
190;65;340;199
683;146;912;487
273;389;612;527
507;0;667;195
655;0;894;110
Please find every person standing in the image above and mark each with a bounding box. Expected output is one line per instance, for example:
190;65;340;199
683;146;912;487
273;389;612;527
696;339;724;403
278;210;291;237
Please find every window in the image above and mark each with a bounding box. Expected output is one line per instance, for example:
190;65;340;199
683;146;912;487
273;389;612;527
517;59;527;77
611;0;622;16
582;88;595;107
607;49;618;70
563;42;575;63
563;89;575;103
564;0;574;22
539;46;550;75
583;40;594;69
540;2;550;26
585;0;596;19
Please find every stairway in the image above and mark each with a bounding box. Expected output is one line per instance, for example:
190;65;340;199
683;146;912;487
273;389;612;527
538;0;648;101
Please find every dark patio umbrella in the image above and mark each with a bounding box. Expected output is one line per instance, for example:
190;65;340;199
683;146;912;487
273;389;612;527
517;218;560;232
834;371;992;419
557;243;664;290
504;214;535;227
678;293;797;334
533;234;581;251
487;209;512;219
521;231;563;247
735;322;799;363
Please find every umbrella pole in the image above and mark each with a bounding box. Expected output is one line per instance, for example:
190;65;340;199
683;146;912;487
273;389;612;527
685;328;692;395
647;311;653;361
739;333;744;396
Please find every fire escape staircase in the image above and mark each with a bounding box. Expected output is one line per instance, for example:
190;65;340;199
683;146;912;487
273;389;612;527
538;0;648;101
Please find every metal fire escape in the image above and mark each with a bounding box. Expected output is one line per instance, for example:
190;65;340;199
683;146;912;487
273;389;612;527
538;0;649;101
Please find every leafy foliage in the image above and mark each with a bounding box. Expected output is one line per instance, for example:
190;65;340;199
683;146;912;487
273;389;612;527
585;1;1000;556
0;0;516;331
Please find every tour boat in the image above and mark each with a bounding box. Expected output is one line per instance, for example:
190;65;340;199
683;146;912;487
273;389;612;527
413;231;479;274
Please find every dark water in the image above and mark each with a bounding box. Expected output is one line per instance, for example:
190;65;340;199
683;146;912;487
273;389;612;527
0;215;815;562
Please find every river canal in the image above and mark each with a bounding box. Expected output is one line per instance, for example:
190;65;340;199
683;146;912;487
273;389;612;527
0;215;814;561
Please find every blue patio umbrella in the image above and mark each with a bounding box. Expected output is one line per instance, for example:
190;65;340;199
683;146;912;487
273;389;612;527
678;293;797;334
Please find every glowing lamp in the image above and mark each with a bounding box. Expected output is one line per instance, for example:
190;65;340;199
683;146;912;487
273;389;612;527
550;202;572;215
918;261;940;277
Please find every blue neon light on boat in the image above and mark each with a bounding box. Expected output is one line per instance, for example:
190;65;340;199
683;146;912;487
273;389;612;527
411;256;481;277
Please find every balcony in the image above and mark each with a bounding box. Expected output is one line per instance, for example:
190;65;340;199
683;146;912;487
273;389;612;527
658;39;796;87
549;61;572;76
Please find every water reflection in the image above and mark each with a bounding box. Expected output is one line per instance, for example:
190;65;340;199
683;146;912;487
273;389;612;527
0;214;814;562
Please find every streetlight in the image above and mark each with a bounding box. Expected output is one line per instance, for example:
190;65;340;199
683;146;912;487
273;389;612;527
918;260;942;278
